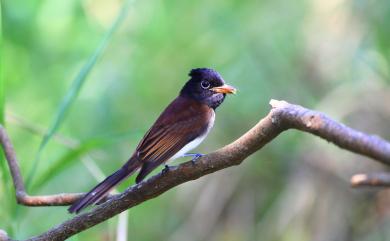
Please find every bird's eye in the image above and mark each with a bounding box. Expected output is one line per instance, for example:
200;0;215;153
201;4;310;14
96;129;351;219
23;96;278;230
201;81;211;89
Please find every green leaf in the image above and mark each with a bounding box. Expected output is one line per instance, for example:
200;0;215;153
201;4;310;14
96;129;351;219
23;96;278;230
0;2;17;232
31;138;107;191
27;0;135;187
0;0;8;186
31;130;142;191
0;0;3;125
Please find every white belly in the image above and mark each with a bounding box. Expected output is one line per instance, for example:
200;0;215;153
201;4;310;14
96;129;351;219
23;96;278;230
170;111;215;161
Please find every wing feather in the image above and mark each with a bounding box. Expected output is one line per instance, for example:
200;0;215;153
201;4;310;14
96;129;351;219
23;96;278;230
132;96;214;183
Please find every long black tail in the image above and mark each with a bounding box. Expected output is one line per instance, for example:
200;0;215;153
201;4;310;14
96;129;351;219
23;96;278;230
68;162;139;214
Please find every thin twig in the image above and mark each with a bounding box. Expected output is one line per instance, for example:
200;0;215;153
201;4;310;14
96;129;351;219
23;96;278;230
0;125;111;206
0;99;389;241
351;172;390;187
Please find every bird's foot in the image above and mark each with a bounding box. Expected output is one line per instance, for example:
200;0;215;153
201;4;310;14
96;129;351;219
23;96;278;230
162;164;171;174
184;153;204;165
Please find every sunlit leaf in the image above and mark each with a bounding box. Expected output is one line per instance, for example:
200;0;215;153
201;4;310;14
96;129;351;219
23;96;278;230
27;0;136;187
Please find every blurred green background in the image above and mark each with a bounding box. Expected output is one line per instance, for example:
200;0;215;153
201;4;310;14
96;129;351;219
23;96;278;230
1;0;390;240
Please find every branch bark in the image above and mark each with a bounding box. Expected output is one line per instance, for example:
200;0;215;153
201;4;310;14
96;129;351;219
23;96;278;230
351;172;390;187
1;99;389;241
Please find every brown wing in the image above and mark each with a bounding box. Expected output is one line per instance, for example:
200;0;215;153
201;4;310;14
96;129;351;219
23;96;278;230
133;96;213;183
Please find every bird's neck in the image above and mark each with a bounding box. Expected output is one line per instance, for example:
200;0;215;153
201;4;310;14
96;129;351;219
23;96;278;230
180;93;225;110
203;94;225;109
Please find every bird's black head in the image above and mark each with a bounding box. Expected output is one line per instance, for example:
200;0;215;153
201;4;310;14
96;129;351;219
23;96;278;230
180;68;236;109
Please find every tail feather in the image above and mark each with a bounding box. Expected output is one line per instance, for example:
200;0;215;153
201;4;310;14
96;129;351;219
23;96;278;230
68;162;139;214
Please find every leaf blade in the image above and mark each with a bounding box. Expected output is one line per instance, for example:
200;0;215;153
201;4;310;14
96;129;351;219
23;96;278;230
31;130;142;191
27;0;135;186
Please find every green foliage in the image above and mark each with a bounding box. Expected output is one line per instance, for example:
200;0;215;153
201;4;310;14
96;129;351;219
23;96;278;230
31;130;141;191
0;0;8;199
0;1;16;235
0;1;4;124
27;0;135;187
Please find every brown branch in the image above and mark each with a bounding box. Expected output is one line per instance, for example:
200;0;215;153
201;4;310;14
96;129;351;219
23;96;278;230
0;125;111;206
1;99;390;241
351;172;390;187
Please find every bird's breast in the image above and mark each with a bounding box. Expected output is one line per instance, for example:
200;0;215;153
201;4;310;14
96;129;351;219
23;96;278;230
170;110;215;161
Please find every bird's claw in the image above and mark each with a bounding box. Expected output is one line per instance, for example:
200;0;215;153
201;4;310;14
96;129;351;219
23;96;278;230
184;153;204;165
162;165;171;174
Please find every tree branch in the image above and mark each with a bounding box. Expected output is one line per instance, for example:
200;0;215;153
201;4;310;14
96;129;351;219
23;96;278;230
0;125;112;206
1;99;389;241
351;172;390;187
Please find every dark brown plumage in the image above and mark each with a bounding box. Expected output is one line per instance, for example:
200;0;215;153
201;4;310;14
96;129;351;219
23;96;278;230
135;97;214;183
68;68;236;214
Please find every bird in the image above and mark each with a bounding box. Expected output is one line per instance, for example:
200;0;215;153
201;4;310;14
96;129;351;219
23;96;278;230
68;68;236;214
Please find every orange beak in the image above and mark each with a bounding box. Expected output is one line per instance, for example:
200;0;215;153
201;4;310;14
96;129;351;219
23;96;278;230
210;84;237;94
